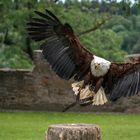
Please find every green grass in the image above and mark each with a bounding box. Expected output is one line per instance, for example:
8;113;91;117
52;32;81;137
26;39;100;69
0;112;140;140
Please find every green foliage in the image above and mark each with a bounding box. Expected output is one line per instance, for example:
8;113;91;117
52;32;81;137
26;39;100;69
0;0;140;68
0;45;33;68
104;15;140;54
80;29;126;61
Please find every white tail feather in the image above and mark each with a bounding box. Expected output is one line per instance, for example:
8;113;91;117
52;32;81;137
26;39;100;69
71;81;108;106
80;85;94;99
71;81;84;95
92;87;108;105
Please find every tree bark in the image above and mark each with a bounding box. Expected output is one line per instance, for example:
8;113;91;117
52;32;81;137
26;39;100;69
46;123;101;140
78;17;111;37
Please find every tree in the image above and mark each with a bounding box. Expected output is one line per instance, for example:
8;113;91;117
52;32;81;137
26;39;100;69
1;0;139;69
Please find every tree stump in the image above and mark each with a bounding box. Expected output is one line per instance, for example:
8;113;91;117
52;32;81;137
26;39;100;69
46;123;101;140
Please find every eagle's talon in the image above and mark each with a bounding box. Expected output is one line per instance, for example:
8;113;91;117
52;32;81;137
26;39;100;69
79;97;93;106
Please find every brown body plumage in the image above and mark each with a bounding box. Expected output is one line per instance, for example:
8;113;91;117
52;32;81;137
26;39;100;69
27;9;140;106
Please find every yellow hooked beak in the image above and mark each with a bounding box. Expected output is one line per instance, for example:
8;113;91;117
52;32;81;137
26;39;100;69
95;63;100;69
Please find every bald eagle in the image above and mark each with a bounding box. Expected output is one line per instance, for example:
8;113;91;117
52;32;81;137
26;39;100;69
27;9;140;106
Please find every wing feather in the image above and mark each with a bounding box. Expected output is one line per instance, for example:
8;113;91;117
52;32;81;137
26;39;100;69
108;62;140;101
27;9;93;80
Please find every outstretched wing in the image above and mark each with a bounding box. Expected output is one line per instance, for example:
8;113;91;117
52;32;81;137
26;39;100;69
107;61;140;101
27;9;93;80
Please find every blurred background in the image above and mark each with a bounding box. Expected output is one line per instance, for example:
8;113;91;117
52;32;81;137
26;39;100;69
0;0;140;69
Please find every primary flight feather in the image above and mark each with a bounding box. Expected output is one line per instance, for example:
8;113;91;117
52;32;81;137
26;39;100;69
27;9;140;106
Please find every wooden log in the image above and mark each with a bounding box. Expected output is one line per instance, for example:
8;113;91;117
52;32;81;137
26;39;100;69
46;123;101;140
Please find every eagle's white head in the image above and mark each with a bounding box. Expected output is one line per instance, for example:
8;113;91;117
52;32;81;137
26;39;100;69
91;55;111;77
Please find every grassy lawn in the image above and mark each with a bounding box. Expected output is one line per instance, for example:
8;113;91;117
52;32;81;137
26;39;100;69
0;112;140;140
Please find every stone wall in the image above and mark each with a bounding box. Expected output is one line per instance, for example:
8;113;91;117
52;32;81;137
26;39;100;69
0;50;75;111
0;51;140;113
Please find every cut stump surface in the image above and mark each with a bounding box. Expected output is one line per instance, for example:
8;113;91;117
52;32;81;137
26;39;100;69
46;123;101;140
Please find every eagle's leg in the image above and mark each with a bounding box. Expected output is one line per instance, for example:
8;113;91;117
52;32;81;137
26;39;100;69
92;77;108;105
94;77;104;93
82;72;93;88
78;73;95;106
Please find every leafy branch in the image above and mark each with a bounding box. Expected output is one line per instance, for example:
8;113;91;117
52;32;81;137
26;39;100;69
78;16;112;37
